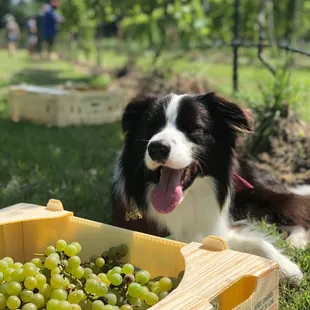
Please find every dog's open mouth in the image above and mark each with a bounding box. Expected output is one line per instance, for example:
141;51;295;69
151;162;198;214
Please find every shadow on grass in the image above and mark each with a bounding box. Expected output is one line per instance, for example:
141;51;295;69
10;68;104;87
0;118;123;224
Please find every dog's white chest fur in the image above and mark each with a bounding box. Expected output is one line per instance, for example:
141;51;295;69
148;176;230;243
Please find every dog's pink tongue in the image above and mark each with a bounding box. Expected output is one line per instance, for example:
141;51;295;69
151;167;184;214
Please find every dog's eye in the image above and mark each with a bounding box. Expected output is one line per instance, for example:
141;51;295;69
147;120;159;131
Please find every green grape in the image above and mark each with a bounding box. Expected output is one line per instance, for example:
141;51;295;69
120;305;133;310
63;277;70;288
83;268;93;279
95;257;105;268
57;300;70;310
22;303;37;310
70;242;82;254
11;268;25;283
113;307;120;310
109;273;123;286
55;239;67;252
112;267;122;274
71;266;84;279
51;267;61;276
51;288;67;301
68;304;81;310
39;283;52;300
31;258;42;268
23;264;37;277
96;282;108;297
146;281;153;291
2;257;14;266
159;277;173;291
3;268;14;281
31;293;45;308
152;287;161;295
0;273;3;285
68;256;81;269
138;286;149;301
68;291;83;304
135;271;150;285
35;274;47;289
44;256;59;270
49;253;60;260
45;246;56;256
87;273;99;281
150;282;160;293
145;292;159;306
64;244;78;257
50;274;64;289
6;281;22;296
106;293;117;306
90;254;100;262
121;264;134;275
20;289;34;303
6;295;21;309
98;273;110;286
12;262;23;269
60;260;68;269
85;279;99;294
46;299;59;310
0;293;6;310
128;296;141;307
0;283;8;298
107;247;118;258
0;261;8;273
137;303;150;310
24;276;38;290
91;300;105;310
158;291;169;300
106;270;114;279
75;290;85;301
128;283;141;298
117;245;128;256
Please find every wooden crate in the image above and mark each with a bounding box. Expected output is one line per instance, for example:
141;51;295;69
0;200;279;310
8;84;128;127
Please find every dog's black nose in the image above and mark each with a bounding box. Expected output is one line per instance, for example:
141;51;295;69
148;140;171;162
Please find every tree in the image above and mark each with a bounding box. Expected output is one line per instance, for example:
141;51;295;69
0;0;12;27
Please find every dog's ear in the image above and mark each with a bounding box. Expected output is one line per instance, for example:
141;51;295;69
200;92;253;134
122;97;154;134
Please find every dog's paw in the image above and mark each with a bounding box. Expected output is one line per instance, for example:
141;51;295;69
287;234;308;249
278;256;303;286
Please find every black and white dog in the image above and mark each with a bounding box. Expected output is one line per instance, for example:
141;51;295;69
112;92;303;284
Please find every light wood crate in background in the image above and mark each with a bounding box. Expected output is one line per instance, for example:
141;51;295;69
8;84;128;127
0;199;279;310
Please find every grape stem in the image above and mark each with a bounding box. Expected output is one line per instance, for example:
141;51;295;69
61;267;97;303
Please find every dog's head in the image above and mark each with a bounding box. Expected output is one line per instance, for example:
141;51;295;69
118;92;252;214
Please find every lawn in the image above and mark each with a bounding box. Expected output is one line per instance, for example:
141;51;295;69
0;50;309;309
0;50;123;223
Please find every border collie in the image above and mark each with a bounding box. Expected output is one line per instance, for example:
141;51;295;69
112;92;303;284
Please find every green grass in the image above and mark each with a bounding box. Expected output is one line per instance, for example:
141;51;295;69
0;49;309;309
134;46;310;122
0;50;123;223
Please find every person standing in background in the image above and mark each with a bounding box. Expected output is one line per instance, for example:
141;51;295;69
4;14;20;56
42;0;64;59
26;16;38;57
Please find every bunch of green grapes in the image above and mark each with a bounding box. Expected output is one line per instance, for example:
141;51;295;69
0;240;183;310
